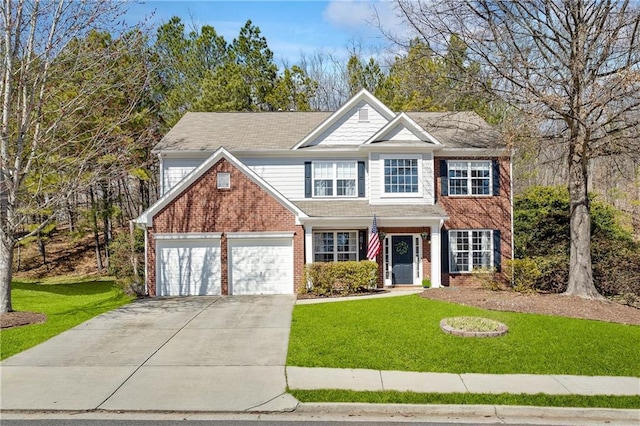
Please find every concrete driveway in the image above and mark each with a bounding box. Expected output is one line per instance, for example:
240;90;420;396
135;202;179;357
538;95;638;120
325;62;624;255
0;295;298;412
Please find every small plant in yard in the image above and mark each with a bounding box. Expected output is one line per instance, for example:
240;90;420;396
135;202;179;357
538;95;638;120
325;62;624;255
421;278;431;288
505;258;541;293
472;267;502;291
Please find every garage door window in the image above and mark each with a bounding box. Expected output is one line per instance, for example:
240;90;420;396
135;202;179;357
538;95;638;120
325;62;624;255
313;231;358;262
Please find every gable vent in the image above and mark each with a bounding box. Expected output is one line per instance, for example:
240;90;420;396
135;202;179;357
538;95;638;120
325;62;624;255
358;107;369;122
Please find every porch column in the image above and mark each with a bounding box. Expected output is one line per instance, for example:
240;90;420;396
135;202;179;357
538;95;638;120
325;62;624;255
430;223;442;288
304;225;313;264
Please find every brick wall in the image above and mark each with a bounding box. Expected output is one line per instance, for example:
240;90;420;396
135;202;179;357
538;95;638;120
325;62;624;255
435;156;513;287
148;158;304;296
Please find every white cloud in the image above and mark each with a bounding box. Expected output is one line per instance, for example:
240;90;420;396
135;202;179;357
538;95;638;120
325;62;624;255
323;0;377;32
322;1;411;44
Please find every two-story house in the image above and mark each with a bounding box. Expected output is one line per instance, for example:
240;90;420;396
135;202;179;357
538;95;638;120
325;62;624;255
135;90;512;296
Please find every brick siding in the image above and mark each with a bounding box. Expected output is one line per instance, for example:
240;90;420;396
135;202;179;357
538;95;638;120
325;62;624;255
435;156;513;287
147;158;304;296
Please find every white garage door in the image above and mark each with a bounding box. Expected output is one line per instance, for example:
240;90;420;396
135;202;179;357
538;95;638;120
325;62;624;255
156;239;221;296
228;237;294;295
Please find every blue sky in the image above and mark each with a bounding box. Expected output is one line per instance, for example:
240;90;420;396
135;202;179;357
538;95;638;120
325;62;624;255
125;1;407;65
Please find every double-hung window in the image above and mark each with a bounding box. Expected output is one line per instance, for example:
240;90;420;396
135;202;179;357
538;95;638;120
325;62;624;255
449;230;492;272
383;158;419;194
448;161;491;195
313;231;358;262
313;161;356;197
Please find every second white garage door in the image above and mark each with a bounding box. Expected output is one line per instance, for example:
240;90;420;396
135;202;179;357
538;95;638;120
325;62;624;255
228;237;294;295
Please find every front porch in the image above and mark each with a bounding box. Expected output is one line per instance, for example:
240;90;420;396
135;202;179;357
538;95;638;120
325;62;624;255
301;221;445;289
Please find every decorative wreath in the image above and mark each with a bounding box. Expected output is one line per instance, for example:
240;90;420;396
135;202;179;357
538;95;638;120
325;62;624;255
395;240;409;255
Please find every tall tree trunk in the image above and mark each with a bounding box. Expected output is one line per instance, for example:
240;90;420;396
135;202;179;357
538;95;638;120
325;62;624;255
0;236;14;312
89;186;103;271
37;231;47;269
565;137;601;299
101;180;111;268
67;199;76;233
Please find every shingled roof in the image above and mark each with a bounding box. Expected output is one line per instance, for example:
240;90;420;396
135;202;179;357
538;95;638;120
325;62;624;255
294;200;449;219
153;110;502;153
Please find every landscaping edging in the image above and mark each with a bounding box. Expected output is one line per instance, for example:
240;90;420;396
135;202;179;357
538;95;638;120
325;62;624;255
440;317;508;338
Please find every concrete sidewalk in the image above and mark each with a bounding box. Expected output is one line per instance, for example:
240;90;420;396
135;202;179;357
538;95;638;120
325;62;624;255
286;367;640;396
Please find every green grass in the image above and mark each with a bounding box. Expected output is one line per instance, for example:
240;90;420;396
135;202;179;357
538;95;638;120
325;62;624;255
1;277;134;360
287;295;640;376
290;389;640;409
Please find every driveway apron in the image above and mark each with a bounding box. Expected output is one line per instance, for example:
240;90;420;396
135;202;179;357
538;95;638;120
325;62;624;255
0;295;297;412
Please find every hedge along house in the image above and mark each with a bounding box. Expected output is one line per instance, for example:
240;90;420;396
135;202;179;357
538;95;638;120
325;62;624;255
135;90;513;296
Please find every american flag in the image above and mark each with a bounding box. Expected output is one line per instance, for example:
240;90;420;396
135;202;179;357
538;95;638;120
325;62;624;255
367;215;381;261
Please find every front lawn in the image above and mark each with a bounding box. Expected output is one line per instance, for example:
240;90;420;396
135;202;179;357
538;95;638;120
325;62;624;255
0;277;134;360
287;295;640;377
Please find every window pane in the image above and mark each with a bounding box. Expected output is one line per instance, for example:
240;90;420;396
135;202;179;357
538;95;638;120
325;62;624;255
448;161;491;196
449;230;493;272
337;179;356;196
313;231;357;263
471;162;491;195
313;232;334;262
314;180;333;196
336;162;356;179
384;158;418;193
313;162;333;178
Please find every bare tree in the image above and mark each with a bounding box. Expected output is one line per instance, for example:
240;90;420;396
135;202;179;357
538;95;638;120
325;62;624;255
396;0;640;299
0;0;148;312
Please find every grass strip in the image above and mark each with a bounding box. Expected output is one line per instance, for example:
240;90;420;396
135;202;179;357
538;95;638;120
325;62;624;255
1;278;133;360
290;389;640;409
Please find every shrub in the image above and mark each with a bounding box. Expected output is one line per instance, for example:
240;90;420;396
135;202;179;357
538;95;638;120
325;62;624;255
505;258;541;293
531;255;569;294
472;267;503;291
591;238;640;297
108;227;145;296
303;261;377;296
422;278;431;288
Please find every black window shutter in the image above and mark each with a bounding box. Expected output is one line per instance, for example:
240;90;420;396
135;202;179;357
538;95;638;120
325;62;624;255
440;159;448;196
492;159;500;196
304;162;312;198
357;161;365;198
359;230;367;260
441;229;449;273
493;229;502;272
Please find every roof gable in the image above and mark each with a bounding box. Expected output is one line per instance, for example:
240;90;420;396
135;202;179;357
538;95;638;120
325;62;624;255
293;89;395;149
135;147;307;226
365;113;442;145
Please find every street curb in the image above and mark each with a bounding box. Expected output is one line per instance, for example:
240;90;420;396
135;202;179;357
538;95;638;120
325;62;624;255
296;402;640;422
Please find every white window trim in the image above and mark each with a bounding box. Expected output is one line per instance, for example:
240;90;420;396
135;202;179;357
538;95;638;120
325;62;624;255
382;233;423;286
217;172;231;189
448;229;493;274
313;230;359;262
380;154;422;198
447;160;492;197
312;161;358;198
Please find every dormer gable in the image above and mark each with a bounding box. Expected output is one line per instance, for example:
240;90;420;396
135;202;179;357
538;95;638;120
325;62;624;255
293;89;395;149
364;113;442;146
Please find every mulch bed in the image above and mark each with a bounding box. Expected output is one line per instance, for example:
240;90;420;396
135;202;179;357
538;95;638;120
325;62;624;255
421;288;640;326
1;311;47;329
